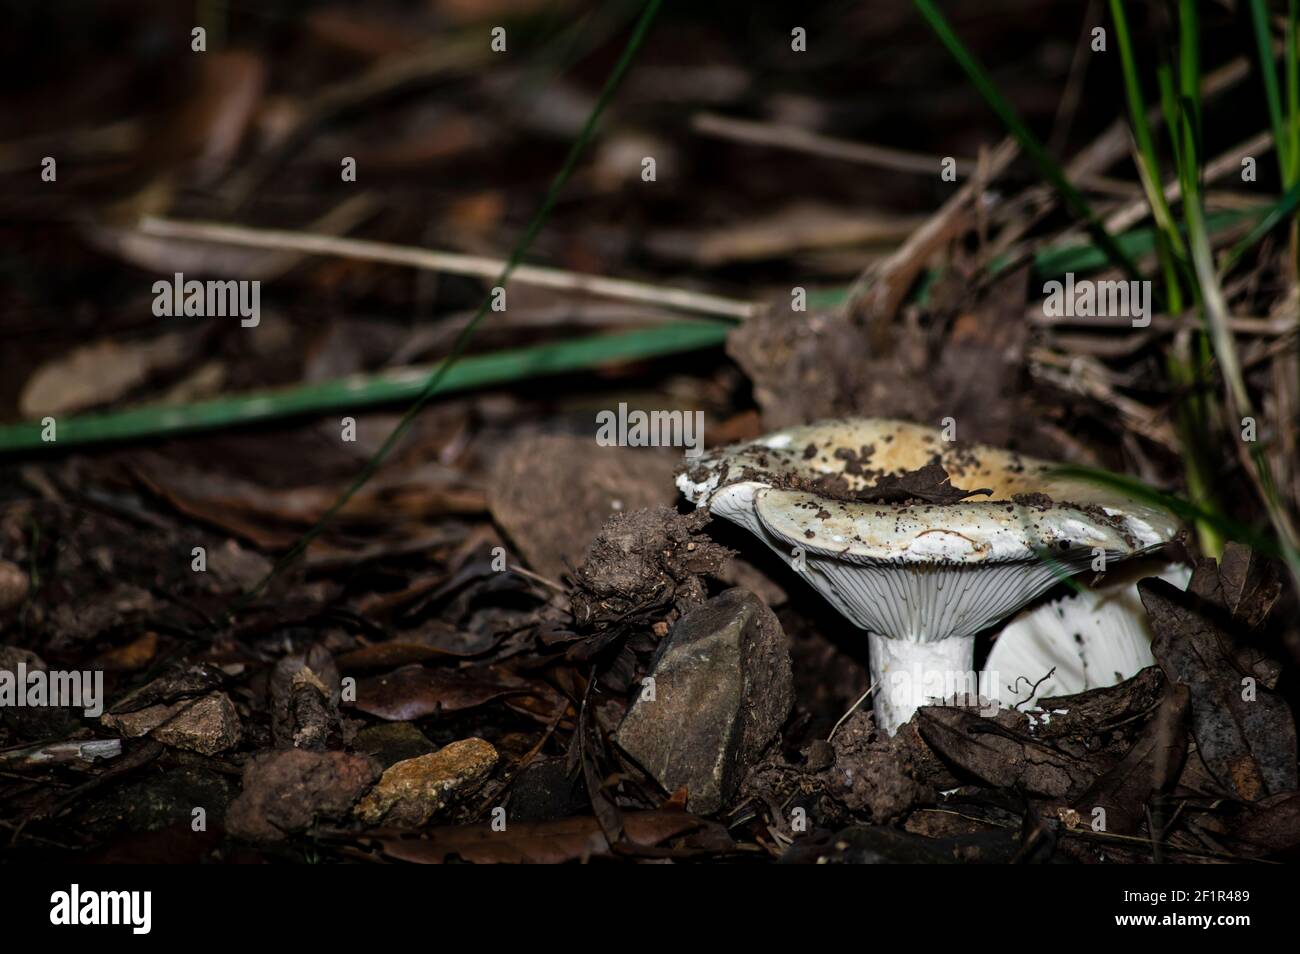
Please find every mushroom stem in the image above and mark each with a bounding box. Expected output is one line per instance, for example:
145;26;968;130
867;632;978;735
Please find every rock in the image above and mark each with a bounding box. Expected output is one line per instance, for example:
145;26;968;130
150;692;242;755
227;749;379;842
354;738;498;827
102;701;187;738
77;766;237;836
615;587;793;814
804;738;834;773
107;663;225;714
0;560;29;612
204;539;274;591
352;722;436;768
488;434;678;581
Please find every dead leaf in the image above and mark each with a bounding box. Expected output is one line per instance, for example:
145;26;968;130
1234;792;1300;857
1072;683;1189;835
488;434;678;581
92;631;160;672
20;334;191;417
1140;578;1298;801
352;664;530;721
335;642;474;672
1188;543;1283;635
854;457;992;504
915;706;1093;798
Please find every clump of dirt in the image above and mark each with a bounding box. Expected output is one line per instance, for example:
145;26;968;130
569;507;734;627
815;711;932;822
1012;491;1054;510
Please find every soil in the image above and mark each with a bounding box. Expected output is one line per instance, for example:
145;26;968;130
2;0;1297;868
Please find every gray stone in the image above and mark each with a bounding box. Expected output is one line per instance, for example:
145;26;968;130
150;692;241;755
615;587;792;814
102;701;187;738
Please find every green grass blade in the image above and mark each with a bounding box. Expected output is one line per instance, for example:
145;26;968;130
1249;0;1292;180
1179;0;1202;132
1110;0;1187;272
1287;0;1299;180
911;0;1143;283
1219;177;1300;274
1049;464;1281;556
0;322;727;454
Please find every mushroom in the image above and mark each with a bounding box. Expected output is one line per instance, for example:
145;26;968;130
676;418;1181;734
979;560;1191;709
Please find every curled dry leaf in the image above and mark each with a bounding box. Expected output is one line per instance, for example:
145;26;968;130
1071;683;1190;836
915;706;1096;799
1139;578;1298;801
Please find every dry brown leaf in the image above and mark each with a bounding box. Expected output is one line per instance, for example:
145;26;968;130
20;334;190;418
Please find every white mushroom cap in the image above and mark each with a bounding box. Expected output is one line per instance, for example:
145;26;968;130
677;418;1180;643
980;561;1192;708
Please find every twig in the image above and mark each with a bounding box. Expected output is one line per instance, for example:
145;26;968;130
847;136;1020;321
1030;307;1295;335
137;216;759;321
1104;131;1275;234
508;563;567;594
828;680;879;741
692;112;975;175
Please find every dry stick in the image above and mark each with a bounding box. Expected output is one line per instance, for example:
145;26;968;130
691;112;975;176
137;216;758;321
992;55;1257;261
846;137;1020;321
1104;131;1275;234
1028;351;1177;449
95;192;380;281
827;680;880;741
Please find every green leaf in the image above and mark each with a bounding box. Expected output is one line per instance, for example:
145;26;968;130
0;321;724;454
